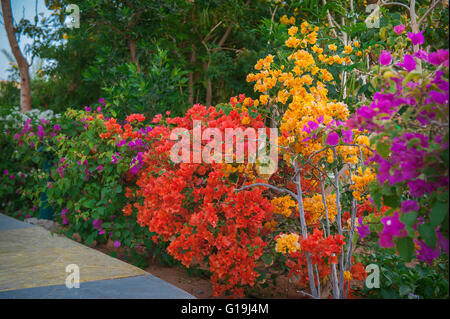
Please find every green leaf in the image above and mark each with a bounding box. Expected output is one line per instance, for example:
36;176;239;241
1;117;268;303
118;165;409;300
383;194;400;208
430;201;449;227
83;199;96;209
261;254;273;266
376;141;390;158
396;237;415;262
399;285;412;297
400;211;417;227
442;148;449;168
369;182;382;210
418;223;437;248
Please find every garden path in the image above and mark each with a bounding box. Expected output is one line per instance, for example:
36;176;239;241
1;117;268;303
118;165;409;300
0;213;195;299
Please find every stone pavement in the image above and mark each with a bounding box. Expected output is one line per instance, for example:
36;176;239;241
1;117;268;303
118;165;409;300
0;213;195;299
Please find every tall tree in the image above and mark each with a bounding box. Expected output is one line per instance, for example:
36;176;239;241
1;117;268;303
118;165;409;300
1;0;32;112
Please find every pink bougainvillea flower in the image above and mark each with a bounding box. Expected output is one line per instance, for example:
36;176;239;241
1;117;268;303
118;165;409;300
326;131;340;146
401;200;419;213
429;90;448;105
379;50;392;65
114;240;121;248
397;54;416;72
98;98;106;106
415;239;441;265
414;49;429;61
407;31;424;45
307;120;319;131
96;165;103;172
408;179;431;197
37;125;45;139
427;49;449;66
342;129;353;144
393;24;405;35
357;217;370;239
378;212;407;248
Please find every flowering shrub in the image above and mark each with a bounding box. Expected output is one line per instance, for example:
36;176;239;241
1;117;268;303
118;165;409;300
0;106;59;218
127;96;276;297
348;29;449;265
15;100;176;267
243;22;374;299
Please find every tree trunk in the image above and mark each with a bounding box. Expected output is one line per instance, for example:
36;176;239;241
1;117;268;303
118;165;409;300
129;40;140;73
203;60;212;106
188;44;196;105
1;0;32;112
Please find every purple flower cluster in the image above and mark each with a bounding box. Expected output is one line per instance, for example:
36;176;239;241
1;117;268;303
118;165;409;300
378;212;407;248
357;217;370;239
92;217;105;235
61;208;69;225
130;152;144;174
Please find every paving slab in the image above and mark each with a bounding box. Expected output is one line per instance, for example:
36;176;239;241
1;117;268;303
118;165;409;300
0;275;195;299
0;213;35;231
0;213;195;298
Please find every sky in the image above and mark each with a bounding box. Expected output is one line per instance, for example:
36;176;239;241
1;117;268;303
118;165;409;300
0;0;51;81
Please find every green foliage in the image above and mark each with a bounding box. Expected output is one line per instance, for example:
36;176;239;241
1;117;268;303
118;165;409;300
91;48;189;120
361;245;449;299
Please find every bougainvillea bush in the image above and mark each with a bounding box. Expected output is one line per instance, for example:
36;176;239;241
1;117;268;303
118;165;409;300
0;106;59;218
14;100;178;268
4;5;449;300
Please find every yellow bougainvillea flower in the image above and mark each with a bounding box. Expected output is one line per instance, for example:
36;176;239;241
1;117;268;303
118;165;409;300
271;195;296;217
275;233;301;254
344;270;352;281
344;45;353;54
288;26;299;36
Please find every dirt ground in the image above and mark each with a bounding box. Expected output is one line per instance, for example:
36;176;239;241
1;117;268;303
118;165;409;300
64;229;355;299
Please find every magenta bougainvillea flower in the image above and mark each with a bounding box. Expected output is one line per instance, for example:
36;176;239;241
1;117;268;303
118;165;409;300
415;239;441;265
407;179;431;197
378;212;407;248
114;240;121;248
407;31;424;45
307;120;319;131
429;90;448;105
379;50;392;65
37;125;45;139
326;131;340;146
397;54;416;72
357;217;370;239
61;208;69;225
342;129;353;144
393;24;405;35
427;49;449;66
401;200;419;213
